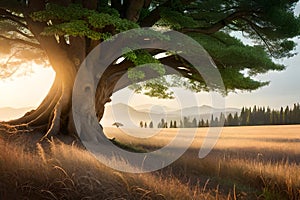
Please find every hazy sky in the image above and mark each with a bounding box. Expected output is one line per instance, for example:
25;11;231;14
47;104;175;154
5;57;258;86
0;65;55;108
0;4;300;110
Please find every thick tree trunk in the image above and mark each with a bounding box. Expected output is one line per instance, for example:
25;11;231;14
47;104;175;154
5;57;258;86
3;0;154;141
6;69;111;141
5;50;122;140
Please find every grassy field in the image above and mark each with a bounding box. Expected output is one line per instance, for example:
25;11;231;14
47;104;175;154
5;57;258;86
104;125;300;199
0;125;299;199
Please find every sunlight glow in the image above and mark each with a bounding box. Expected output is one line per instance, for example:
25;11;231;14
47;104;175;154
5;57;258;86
0;64;55;108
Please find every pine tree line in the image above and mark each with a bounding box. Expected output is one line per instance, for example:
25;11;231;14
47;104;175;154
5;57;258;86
238;103;300;126
139;103;300;128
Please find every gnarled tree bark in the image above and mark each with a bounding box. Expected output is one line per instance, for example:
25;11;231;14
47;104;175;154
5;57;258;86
3;0;199;143
4;0;156;141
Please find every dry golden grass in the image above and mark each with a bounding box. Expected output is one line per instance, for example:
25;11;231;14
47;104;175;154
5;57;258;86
104;125;300;152
0;125;299;199
0;136;220;200
105;125;300;199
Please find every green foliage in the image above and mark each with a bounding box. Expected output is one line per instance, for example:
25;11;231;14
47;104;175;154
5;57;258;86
185;0;230;27
172;0;300;59
88;13;118;29
183;79;209;93
190;32;284;73
124;50;161;67
30;3;138;40
188;31;285;91
42;20;87;36
235;1;299;58
276;40;297;58
220;68;269;91
158;8;199;29
262;6;300;39
123;48;178;99
30;4;89;21
129;76;176;99
120;28;170;41
124;49;165;83
138;8;151;22
141;78;175;99
97;6;119;17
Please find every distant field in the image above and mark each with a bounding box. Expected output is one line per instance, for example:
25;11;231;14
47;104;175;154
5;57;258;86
0;125;299;199
104;125;300;199
104;125;300;154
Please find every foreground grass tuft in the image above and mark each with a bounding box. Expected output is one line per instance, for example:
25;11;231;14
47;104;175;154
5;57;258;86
0;137;218;200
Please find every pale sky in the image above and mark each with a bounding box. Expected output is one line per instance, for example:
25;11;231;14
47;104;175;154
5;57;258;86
0;4;300;110
0;65;55;108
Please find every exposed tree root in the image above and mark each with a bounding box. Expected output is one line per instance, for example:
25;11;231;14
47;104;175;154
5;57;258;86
41;99;63;140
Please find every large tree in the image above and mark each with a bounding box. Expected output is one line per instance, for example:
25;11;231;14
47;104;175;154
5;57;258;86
0;0;299;140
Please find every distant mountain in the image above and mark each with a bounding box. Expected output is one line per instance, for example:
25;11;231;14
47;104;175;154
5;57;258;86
170;105;240;118
0;107;34;121
101;103;240;127
134;104;177;114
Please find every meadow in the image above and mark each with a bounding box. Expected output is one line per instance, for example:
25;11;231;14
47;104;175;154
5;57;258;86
105;125;300;199
0;125;299;199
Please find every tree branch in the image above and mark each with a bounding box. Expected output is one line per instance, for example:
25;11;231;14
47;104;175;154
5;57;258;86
140;0;172;27
9;27;35;39
0;8;25;21
0;50;22;78
125;0;145;22
180;11;251;34
0;15;28;28
105;53;204;94
241;17;274;55
140;6;161;27
159;55;203;81
0;8;28;28
0;35;41;49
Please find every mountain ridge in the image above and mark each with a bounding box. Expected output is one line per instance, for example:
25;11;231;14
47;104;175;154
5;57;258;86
101;103;240;127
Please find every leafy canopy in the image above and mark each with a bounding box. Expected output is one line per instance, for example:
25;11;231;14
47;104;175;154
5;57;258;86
30;3;138;40
0;0;300;96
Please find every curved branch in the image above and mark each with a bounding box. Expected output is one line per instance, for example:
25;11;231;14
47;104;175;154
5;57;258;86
0;8;24;20
140;0;172;27
241;17;274;55
0;16;27;28
0;35;41;49
0;8;28;28
15;29;33;38
181;11;251;34
140;6;161;27
159;55;203;81
0;50;22;78
0;9;26;21
105;54;202;93
10;27;35;39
